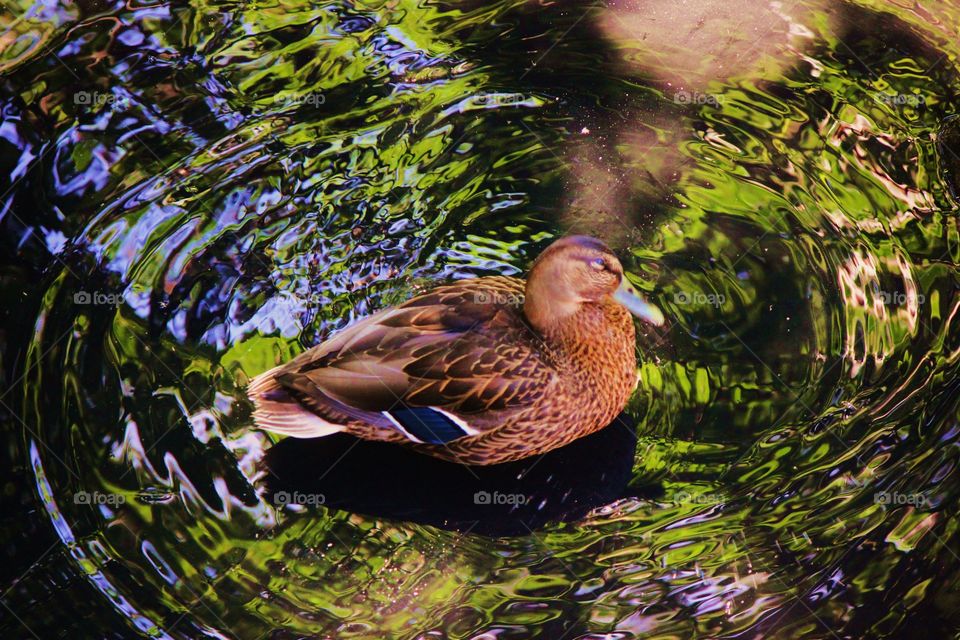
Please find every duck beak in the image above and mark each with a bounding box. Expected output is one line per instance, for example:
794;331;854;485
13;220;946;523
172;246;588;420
613;277;665;326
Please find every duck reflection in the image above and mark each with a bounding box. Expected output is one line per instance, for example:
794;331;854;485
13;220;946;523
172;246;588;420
260;413;657;536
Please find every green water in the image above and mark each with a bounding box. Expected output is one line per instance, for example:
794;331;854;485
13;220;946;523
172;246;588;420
2;0;960;637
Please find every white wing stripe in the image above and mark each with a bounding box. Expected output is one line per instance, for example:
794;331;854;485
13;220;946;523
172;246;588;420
431;407;480;436
381;411;426;443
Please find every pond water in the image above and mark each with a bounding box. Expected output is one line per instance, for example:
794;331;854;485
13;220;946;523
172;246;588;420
2;0;960;637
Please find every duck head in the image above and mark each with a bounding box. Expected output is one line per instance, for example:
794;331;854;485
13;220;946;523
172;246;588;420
524;235;665;334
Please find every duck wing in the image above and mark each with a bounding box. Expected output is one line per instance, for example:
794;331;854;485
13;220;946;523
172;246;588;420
254;277;555;443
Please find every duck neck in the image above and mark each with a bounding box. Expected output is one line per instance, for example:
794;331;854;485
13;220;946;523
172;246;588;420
525;296;635;375
523;275;583;340
524;294;606;357
533;307;597;354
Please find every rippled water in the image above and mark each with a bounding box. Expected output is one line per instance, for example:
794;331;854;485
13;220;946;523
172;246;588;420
3;0;960;637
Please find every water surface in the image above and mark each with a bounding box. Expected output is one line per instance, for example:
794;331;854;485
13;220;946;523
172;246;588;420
2;0;960;637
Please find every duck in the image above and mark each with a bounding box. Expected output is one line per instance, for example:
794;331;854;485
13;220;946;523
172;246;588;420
247;235;664;465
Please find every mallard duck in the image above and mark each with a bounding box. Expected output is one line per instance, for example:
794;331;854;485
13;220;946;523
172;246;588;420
247;235;664;465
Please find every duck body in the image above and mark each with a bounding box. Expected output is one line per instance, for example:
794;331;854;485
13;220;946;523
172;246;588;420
248;236;662;465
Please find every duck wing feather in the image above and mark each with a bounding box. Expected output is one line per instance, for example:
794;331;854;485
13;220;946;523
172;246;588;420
268;277;555;435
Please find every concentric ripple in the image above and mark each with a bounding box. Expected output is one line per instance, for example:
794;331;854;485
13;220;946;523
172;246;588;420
3;0;960;637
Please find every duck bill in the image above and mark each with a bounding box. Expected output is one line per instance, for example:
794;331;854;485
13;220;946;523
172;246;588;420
613;278;665;326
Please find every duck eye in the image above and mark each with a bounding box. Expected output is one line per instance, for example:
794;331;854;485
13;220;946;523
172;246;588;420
590;258;606;271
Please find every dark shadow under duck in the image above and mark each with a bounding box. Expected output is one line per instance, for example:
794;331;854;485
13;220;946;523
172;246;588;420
260;412;661;537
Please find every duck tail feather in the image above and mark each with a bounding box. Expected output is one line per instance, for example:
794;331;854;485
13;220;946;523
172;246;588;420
247;368;346;439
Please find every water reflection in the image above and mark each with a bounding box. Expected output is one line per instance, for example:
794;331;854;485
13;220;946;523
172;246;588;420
2;0;960;638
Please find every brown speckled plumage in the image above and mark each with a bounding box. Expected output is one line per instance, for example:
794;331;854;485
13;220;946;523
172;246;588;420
247;235;663;465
